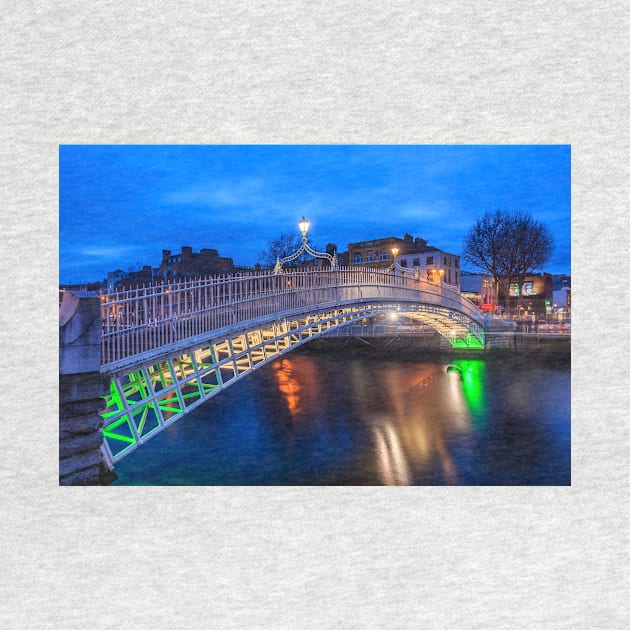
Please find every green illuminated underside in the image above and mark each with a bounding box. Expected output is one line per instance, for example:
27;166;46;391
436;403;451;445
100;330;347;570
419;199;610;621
450;335;484;349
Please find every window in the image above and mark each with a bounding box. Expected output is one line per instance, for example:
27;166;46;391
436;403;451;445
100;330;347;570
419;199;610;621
353;252;363;264
443;257;447;265
523;282;534;296
379;249;389;261
455;259;459;268
400;260;407;267
413;258;420;266
366;251;376;263
426;256;433;265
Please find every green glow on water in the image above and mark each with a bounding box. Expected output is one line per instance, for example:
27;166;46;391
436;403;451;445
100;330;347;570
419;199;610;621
452;359;487;423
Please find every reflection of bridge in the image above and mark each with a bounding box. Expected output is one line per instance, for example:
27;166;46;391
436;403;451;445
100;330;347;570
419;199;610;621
99;268;486;464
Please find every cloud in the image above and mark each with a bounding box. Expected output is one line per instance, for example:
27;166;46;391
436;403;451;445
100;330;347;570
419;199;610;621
164;178;264;208
79;246;138;258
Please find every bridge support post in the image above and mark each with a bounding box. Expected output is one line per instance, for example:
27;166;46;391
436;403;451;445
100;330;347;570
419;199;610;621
59;291;114;485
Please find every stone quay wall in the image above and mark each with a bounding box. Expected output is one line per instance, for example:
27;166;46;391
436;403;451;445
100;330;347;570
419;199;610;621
59;291;113;485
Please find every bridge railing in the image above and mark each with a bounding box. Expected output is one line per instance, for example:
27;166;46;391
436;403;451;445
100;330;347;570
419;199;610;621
100;268;483;367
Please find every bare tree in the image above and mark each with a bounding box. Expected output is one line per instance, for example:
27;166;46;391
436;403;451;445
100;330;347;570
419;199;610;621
509;211;553;295
463;210;553;314
257;232;306;269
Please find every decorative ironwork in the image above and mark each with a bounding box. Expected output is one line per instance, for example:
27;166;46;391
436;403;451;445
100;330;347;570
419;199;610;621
273;216;338;273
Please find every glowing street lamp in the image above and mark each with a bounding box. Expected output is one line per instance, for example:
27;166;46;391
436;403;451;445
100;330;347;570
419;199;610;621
388;246;401;273
298;216;310;241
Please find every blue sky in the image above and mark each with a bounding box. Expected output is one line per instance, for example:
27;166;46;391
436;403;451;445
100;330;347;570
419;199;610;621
59;145;570;283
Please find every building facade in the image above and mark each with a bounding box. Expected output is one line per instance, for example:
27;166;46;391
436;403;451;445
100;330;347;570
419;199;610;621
106;246;246;289
348;234;432;269
500;273;553;319
396;248;461;289
348;233;461;288
157;246;237;280
460;272;496;312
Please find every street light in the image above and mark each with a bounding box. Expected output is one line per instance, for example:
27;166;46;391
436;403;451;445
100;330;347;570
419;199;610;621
298;216;310;240
388;246;401;273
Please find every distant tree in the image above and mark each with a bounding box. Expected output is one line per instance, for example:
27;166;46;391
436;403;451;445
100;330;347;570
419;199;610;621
127;260;144;273
463;210;553;314
258;232;323;269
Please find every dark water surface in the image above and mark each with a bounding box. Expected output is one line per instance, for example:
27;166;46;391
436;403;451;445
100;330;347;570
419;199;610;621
112;346;570;485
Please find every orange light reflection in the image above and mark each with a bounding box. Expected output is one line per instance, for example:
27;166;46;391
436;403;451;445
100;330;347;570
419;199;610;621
272;359;302;418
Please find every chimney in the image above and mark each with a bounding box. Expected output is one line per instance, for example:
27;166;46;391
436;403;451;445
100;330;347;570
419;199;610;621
161;249;171;264
182;246;193;261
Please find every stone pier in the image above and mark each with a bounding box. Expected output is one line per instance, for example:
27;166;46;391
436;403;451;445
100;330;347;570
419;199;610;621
59;291;115;485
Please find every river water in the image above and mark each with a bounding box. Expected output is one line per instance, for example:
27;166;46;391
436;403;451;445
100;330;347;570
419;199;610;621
112;344;570;485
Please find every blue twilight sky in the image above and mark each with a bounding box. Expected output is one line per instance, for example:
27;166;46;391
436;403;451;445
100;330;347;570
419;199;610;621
59;145;570;284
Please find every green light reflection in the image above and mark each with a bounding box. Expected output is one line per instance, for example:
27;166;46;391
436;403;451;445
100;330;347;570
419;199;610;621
452;359;487;426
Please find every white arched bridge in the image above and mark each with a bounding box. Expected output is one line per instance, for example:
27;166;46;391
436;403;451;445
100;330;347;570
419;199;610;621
99;267;486;464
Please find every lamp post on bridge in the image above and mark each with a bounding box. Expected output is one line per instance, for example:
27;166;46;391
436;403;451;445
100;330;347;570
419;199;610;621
273;216;339;273
388;246;407;275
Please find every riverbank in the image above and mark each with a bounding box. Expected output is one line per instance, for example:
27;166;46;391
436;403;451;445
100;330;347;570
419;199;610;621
303;333;570;363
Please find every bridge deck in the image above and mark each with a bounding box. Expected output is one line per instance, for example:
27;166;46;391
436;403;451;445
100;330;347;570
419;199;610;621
100;268;485;371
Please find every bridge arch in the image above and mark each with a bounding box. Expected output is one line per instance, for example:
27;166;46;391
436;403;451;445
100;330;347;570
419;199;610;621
99;269;486;464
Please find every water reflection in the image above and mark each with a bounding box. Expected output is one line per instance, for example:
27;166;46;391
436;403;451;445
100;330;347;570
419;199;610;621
112;350;571;486
272;358;303;418
372;417;411;485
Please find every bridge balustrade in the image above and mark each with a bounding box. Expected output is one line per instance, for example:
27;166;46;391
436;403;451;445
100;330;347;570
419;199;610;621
100;268;483;369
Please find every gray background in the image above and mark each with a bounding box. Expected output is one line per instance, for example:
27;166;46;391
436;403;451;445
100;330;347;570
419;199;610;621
2;1;629;627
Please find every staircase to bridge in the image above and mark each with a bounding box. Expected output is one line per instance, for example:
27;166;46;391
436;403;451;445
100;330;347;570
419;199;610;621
69;268;486;466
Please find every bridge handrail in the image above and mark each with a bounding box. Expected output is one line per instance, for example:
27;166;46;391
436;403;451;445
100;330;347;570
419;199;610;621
99;267;484;366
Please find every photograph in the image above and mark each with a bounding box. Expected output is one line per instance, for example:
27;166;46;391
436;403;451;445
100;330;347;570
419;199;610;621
59;144;571;486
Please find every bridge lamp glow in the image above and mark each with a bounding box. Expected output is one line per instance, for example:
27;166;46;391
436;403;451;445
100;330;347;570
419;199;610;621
298;216;310;240
391;247;399;259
